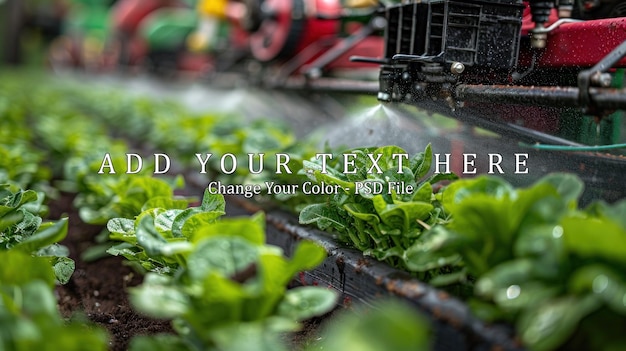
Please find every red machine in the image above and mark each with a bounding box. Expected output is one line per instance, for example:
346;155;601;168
225;0;626;201
231;0;626;113
54;0;626;142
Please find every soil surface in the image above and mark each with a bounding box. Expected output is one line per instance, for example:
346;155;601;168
50;192;173;351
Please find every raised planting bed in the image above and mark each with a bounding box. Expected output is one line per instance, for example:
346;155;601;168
226;196;524;351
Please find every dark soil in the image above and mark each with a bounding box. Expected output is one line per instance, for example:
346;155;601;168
49;192;173;351
48;191;330;351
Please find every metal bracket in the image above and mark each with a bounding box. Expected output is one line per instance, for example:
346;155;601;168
578;39;626;112
391;52;445;64
302;16;386;79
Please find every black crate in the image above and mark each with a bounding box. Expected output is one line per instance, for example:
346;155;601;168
384;0;524;70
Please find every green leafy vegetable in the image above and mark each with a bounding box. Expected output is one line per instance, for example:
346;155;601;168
0;251;109;351
0;184;73;284
299;144;456;272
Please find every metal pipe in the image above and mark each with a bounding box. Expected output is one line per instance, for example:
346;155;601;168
455;84;626;110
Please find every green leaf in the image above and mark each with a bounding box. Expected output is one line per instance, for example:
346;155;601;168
441;176;514;211
424;171;459;185
130;273;190;319
277;286;337;321
312;299;431;351
0;187;38;217
129;334;189;351
584;199;626;231
518;295;600;351
0;250;55;287
536;173;583;207
180;211;225;238
403;226;461;272
373;195;433;232
411;143;432;180
561;216;626;266
299;203;346;231
209;321;289;351
303;160;355;192
200;189;226;212
154;209;185;237
439;175;573;275
411;182;432;202
49;256;76;285
191;214;266;245
187;236;259;281
171;207;203;238
135;216;168;256
372;145;410;173
136;216;192;258
569;264;626;314
142;196;190;212
343;203;379;225
364;246;404;261
107;217;135;236
289;240;327;273
0;209;24;233
14;218;68;254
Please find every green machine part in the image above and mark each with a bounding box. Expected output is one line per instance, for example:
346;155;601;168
138;8;198;52
63;0;112;40
339;0;379;36
338;0;404;37
558;68;625;149
607;68;625;144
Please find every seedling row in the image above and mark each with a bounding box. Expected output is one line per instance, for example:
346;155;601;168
2;73;626;351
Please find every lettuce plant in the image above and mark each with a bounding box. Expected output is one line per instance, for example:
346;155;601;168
307;299;432;351
298;144;457;270
0;250;108;351
424;173;626;351
107;189;337;351
0;184;73;284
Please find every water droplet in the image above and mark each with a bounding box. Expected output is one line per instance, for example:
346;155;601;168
506;285;521;299
552;226;563;238
593;275;609;293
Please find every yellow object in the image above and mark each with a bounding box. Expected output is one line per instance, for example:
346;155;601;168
186;17;221;52
344;0;378;8
187;32;210;52
197;0;228;18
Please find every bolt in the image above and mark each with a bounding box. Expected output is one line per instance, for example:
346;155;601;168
372;16;387;30
450;62;465;75
591;72;613;87
307;67;322;79
558;6;573;18
531;31;547;49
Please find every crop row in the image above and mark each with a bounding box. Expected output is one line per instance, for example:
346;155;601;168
3;72;626;350
0;73;431;350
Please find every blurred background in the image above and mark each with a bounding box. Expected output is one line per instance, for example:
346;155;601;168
2;0;626;205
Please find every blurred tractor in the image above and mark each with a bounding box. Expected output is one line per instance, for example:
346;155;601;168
108;0;250;75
